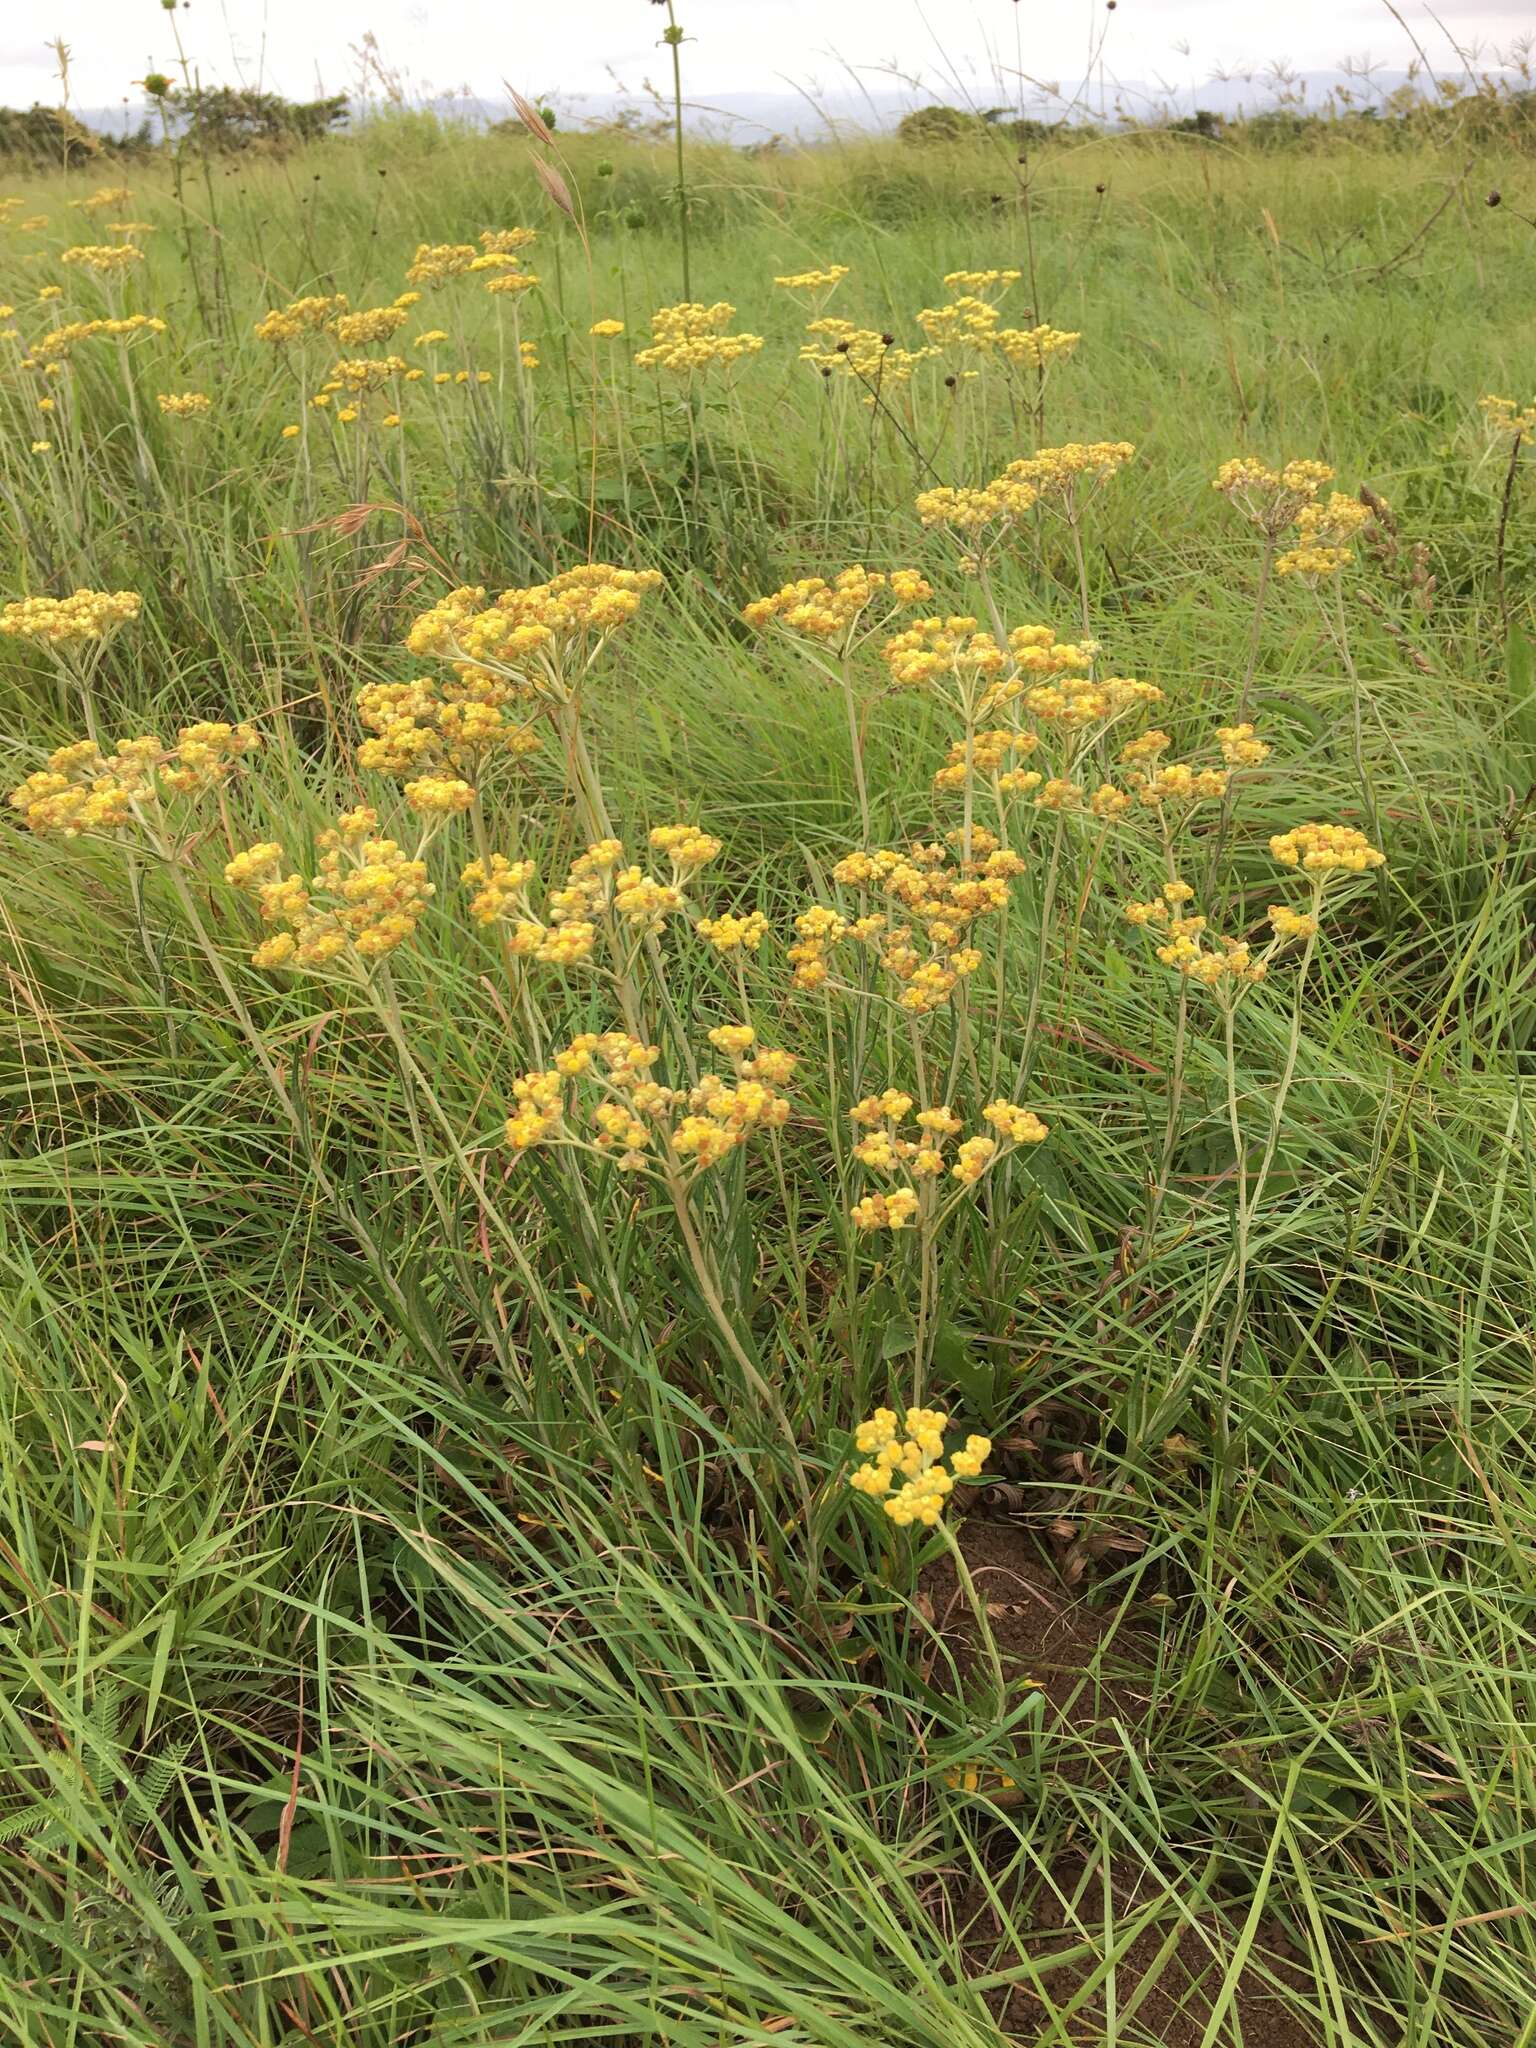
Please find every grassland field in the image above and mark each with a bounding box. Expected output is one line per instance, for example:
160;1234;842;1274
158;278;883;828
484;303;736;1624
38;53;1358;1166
0;115;1534;2047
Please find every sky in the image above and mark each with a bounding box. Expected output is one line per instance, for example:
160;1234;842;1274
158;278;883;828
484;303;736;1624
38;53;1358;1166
1;0;1529;126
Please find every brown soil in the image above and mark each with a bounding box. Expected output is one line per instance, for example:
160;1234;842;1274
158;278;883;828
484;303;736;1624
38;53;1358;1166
926;1518;1321;2048
918;1517;1154;1749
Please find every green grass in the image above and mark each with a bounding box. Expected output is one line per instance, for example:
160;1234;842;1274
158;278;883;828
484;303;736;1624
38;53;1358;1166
1;114;1534;2045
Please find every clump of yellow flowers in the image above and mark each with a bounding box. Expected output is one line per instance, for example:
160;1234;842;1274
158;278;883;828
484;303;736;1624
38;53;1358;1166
405;230;537;288
849;1408;992;1525
462;826;722;961
1269;821;1386;875
847;1090;1048;1228
10;723;260;838
742;566;931;647
225;807;434;973
506;1022;794;1176
1125;823;1385;991
1275;492;1375;581
331;302;411;348
354;670;540;815
59;244;144;275
157;390;211;419
32;314;166;363
774;264;849;291
405;565;664;709
253;294;349;345
636;301;764;375
0;588;141;645
799;320;935;389
1478;394;1536;437
1213;455;1333;531
70;186;132;214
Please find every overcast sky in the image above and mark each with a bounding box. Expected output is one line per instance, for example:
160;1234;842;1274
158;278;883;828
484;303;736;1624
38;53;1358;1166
2;1;1528;119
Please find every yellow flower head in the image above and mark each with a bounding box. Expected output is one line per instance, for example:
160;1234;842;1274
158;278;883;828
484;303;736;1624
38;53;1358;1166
0;587;141;646
1268;821;1385;876
742;565;931;645
60;244;144;275
636;301;764;374
848;1406;991;1526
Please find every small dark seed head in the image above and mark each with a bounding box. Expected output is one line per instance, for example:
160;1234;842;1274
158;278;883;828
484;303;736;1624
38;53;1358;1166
1486;189;1502;207
835;338;851;353
944;374;957;389
1095;181;1107;194
880;331;895;346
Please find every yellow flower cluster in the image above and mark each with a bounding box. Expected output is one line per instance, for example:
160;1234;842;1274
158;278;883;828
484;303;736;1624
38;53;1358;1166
696;908;769;954
0;587;141;645
847;1089;1047;1225
993;323;1081;369
917;296;1002;351
71;186;132;214
69;187;132;215
882;618;1107;724
790;839;1019;1012
941;267;1021;296
464;827;719;958
1268;822;1386;874
1120;737;1230;810
405;243;477;286
848;1407;991;1525
480;227;538;256
9;721;259;837
1275;492;1374;580
10;735;158;836
1480;394;1536;436
254;294;350;345
32;314;166;360
635;301;764;374
59;244;144;274
1211;455;1334;539
354;669;541;798
1004;661;1159;729
331;302;410;347
462;850;597;962
1216;722;1272;767
881;615;1007;690
741;565;931;643
485;268;540;299
157;390;211;418
773;264;849;292
1124;880;1265;989
506;1023;793;1175
159;720;264;795
589;318;624;338
914;476;1039;538
1003;440;1137;500
405;565;664;699
933;729;1041;795
799;319;934;387
330;354;409;393
225;807;433;972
